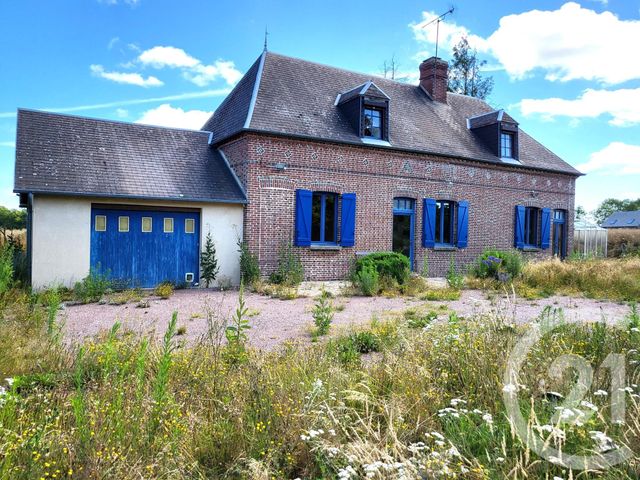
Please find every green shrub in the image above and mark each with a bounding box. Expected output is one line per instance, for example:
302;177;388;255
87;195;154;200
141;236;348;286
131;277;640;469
404;309;438;329
330;330;381;364
354;252;410;285
471;248;524;280
446;255;464;290
237;237;261;285
269;242;304;286
200;232;220;288
155;282;174;299
312;289;334;337
73;269;112;303
356;264;379;296
420;288;462;301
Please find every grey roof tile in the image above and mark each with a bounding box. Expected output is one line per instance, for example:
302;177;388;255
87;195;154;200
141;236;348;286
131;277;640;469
602;210;640;228
205;52;580;176
14;109;246;203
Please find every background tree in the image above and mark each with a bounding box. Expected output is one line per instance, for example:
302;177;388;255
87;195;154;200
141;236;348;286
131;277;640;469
448;36;494;100
200;232;220;288
575;206;587;222
381;54;399;80
0;207;26;242
593;198;640;224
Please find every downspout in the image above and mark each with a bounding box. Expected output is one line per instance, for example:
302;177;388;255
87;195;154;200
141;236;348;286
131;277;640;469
27;192;33;288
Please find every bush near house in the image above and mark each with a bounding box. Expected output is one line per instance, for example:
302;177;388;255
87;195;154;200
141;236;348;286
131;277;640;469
269;241;304;287
353;252;410;285
470;248;524;280
237;238;261;286
2;290;640;479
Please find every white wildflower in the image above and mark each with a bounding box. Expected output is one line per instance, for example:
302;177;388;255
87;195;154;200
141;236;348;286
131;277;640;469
337;465;357;479
593;389;608;396
618;387;634;393
482;413;494;425
5;378;14;387
553;477;564;480
430;431;445;441
590;431;618;452
312;379;323;390
450;398;467;407
580;400;598;412
495;457;505;463
502;383;517;394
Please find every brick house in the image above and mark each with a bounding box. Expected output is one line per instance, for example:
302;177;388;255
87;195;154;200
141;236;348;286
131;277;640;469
14;51;581;288
204;52;581;279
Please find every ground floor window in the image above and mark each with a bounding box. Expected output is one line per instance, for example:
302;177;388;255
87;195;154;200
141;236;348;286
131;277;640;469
311;192;337;243
524;207;539;247
435;200;455;246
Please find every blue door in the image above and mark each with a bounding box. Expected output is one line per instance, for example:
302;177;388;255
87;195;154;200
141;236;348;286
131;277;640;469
392;198;415;269
553;209;567;259
90;207;200;288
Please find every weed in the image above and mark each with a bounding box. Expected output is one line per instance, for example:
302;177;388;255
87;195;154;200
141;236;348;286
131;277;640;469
155;282;174;299
420;288;462;301
269;241;304;286
356;263;379;296
73;269;112;303
312;289;334;337
237;236;261;285
404;308;437;329
446;254;465;289
0;243;13;295
225;282;251;363
177;325;187;336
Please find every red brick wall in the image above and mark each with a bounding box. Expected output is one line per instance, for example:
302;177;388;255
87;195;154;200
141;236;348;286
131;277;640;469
221;133;577;280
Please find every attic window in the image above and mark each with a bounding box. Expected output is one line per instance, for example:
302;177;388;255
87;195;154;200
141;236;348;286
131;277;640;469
500;132;514;158
363;107;383;139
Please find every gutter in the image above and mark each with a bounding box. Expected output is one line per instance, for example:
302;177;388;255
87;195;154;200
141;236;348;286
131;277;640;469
13;189;247;205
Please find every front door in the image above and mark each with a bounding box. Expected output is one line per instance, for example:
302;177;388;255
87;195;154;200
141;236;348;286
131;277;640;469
553;209;567;259
392;198;415;268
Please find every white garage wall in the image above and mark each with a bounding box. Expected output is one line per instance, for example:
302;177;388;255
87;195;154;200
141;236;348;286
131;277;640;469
31;195;244;290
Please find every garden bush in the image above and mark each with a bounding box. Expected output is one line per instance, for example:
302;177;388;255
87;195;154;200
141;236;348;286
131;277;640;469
470;248;524;280
73;269;112;303
237;237;261;285
154;282;174;299
356;264;379;296
353;251;410;285
269;242;304;286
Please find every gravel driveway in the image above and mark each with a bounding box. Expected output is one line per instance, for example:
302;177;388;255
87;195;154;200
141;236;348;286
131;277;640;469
61;288;633;350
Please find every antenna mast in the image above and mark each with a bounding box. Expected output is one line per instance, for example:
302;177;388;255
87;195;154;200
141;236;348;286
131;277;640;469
263;26;269;52
421;7;454;95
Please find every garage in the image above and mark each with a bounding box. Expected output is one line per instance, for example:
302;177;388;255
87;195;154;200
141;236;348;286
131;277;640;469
90;206;200;288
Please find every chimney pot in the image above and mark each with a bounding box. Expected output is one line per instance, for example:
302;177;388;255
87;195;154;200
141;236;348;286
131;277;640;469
419;57;449;103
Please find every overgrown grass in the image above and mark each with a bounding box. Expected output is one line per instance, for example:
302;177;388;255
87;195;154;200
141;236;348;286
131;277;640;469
3;289;640;478
521;257;640;301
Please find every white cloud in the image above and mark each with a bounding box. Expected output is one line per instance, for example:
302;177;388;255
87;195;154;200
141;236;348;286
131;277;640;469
0;88;230;119
90;64;163;87
138;46;200;68
98;0;139;5
411;2;640;84
107;37;120;50
115;108;129;118
136;104;212;129
0;141;15;148
577;142;640;175
138;46;242;86
410;12;489;55
520;87;640;126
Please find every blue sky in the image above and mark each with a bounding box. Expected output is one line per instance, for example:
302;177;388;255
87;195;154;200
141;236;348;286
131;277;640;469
1;0;639;213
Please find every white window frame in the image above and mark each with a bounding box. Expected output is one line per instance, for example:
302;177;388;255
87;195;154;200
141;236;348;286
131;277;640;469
95;215;107;232
142;216;153;233
164;217;174;233
118;216;130;232
185;218;195;234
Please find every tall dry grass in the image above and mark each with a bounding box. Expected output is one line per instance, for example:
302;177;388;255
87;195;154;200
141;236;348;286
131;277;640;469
608;228;640;258
521;257;640;300
0;229;26;248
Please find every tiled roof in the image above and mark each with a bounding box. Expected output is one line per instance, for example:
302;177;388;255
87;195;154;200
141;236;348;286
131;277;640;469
14;109;246;203
602;210;640;228
204;52;581;176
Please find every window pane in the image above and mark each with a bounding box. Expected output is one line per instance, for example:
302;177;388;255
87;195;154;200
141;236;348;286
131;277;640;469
164;218;174;233
324;194;336;242
95;215;106;232
118;216;129;232
311;193;322;242
525;208;537;245
442;202;452;244
142;217;152;233
185;218;195;234
501;133;513;158
363;107;382;139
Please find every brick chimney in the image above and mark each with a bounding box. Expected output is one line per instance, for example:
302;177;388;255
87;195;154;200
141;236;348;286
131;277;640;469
419;57;448;103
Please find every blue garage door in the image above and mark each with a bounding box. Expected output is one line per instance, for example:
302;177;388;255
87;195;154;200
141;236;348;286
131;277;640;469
90;207;200;288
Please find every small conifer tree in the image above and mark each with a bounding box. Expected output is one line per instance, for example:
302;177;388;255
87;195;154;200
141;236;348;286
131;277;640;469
200;232;220;288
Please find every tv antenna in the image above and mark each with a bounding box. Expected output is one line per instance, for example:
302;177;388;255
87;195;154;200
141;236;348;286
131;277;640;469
422;7;455;95
421;7;455;60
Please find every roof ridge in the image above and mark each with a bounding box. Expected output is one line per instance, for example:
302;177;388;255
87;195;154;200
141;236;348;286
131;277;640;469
17;108;212;135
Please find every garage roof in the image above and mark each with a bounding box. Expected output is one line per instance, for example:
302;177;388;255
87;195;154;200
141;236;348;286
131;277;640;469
14;109;246;204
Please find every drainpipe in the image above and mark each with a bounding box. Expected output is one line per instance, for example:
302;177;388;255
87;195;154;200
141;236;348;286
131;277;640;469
26;192;33;288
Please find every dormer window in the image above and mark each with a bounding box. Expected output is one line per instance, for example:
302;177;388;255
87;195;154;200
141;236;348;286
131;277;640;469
363;106;383;139
336;80;390;144
500;132;514;158
467;109;519;163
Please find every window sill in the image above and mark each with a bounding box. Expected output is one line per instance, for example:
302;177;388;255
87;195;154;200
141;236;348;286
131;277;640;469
522;246;541;252
433;245;457;251
310;244;342;251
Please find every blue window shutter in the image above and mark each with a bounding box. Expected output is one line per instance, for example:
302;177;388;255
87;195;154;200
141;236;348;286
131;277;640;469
422;198;436;248
456;201;469;248
514;205;525;249
340;193;356;247
294;189;312;247
541;208;551;249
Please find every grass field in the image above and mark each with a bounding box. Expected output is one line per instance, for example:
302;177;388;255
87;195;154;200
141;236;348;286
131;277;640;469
1;284;640;479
